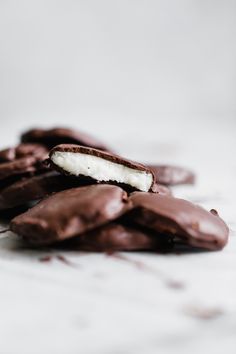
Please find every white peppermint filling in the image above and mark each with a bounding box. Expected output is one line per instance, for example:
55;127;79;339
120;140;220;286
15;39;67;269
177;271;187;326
51;151;153;192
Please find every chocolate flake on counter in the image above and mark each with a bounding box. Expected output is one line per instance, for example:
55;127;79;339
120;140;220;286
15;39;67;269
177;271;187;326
39;255;53;262
106;252;155;271
56;254;76;266
185;305;224;320
107;253;185;289
165;279;185;290
39;254;77;267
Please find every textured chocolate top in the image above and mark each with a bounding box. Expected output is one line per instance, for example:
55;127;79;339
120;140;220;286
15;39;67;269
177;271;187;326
10;185;130;245
21;127;110;151
147;164;195;186
128;192;229;250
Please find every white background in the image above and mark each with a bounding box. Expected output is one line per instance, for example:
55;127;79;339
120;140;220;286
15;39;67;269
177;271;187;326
0;1;236;353
0;0;235;146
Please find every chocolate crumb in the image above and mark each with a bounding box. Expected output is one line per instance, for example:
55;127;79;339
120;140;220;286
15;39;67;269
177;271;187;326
107;252;148;271
185;305;224;320
56;254;75;266
166;279;185;290
39;254;77;267
39;255;53;262
210;209;219;216
107;252;185;290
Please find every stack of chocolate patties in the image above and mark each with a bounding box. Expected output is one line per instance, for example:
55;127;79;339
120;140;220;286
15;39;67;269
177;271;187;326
0;128;111;212
0;142;49;211
0;127;228;252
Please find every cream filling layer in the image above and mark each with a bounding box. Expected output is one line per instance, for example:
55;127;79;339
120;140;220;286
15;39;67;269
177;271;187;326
51;151;153;192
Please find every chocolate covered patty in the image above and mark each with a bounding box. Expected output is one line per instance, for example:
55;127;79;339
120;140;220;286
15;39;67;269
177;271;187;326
60;223;173;252
0;143;48;162
147;164;195;186
21;127;110;151
0;143;49;184
10;185;130;245
0;171;94;210
49;144;156;192
0;156;46;182
128;193;229;250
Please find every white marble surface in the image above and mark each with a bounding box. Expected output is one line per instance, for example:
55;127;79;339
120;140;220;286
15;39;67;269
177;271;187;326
0;119;235;354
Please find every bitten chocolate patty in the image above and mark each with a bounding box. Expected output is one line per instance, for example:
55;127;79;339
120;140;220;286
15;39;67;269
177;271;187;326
0;171;94;210
147;164;195;186
128;193;229;250
10;185;130;245
49;144;156;192
21;127;111;151
59;223;173;252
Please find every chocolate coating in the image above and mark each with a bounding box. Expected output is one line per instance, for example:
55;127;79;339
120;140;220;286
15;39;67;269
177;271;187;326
0;171;94;210
0;143;48;183
152;183;172;196
128;193;229;250
49;144;156;192
147;164;195;186
0;143;48;162
10;185;129;245
21;127;110;151
60;223;173;252
0;156;43;181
